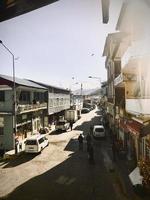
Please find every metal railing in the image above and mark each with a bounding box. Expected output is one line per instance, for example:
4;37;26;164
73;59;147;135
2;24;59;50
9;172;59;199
17;102;47;113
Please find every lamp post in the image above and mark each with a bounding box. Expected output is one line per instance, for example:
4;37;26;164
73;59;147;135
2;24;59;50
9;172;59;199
75;82;83;96
88;76;101;85
0;40;16;136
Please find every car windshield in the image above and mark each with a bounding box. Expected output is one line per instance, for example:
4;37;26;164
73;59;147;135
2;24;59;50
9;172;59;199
95;128;104;132
26;140;37;145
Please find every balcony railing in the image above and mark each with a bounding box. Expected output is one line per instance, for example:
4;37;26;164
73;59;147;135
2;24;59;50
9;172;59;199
121;40;150;69
17;102;47;114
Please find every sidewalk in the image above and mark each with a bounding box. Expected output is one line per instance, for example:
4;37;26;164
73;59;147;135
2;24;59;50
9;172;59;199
111;150;150;200
105;127;148;200
3;125;56;160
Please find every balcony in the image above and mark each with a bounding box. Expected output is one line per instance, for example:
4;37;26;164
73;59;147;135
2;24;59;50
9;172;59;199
126;98;150;115
121;40;150;71
17;102;47;114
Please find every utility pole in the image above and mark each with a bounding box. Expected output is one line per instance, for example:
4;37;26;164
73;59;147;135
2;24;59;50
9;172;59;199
0;40;16;146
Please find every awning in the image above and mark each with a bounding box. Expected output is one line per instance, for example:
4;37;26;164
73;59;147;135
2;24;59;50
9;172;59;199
129;167;143;186
126;120;142;135
120;119;142;135
140;124;150;137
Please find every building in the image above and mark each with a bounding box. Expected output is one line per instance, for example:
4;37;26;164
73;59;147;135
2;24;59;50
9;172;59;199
115;0;150;188
103;0;150;188
0;74;47;151
29;81;71;125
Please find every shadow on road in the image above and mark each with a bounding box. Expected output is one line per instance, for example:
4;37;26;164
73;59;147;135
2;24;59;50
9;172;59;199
50;130;68;135
2;153;38;169
0;136;117;200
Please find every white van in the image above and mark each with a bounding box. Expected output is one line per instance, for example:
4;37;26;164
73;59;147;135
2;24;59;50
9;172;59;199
25;134;49;153
93;125;106;138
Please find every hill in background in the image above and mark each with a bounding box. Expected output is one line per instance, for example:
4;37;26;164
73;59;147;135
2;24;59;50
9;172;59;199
73;88;100;96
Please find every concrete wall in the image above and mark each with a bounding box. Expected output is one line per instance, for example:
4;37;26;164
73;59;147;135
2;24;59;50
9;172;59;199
0;90;13;112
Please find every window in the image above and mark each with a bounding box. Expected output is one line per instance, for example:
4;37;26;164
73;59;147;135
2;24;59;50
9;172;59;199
0;91;5;102
26;140;37;145
39;138;44;144
19;91;30;102
95;128;104;132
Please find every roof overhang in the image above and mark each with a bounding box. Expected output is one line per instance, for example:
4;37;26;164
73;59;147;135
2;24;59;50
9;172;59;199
102;32;128;57
0;0;59;22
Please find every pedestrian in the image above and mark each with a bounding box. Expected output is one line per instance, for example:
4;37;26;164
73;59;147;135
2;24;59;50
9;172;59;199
112;142;117;161
90;125;93;135
15;138;19;154
86;133;92;151
88;144;94;164
70;121;73;131
78;134;84;150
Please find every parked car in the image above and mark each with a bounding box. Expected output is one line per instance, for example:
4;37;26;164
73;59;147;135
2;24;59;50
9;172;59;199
39;127;49;134
25;134;49;153
81;108;90;113
55;120;70;131
92;125;106;138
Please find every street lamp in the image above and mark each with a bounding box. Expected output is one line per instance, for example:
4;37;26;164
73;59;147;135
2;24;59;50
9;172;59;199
0;40;16;135
88;76;101;82
88;76;101;87
74;82;83;96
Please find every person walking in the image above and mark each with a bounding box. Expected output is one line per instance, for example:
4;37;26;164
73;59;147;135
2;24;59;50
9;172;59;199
112;142;117;161
69;121;73;131
86;133;92;152
88;144;94;164
15;138;19;154
78;134;84;150
90;125;93;135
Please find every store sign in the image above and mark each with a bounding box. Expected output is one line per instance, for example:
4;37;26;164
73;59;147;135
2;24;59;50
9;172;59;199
114;74;124;86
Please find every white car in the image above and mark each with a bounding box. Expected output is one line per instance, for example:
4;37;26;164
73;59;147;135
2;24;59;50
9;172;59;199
55;120;70;131
25;135;49;153
93;125;105;138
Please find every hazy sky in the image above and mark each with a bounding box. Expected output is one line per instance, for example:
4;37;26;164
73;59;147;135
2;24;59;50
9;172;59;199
0;0;122;90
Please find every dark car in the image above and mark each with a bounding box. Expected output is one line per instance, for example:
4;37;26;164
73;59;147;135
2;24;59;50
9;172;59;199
81;108;90;113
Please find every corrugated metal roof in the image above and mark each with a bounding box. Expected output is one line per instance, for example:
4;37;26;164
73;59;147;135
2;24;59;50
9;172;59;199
28;80;70;92
0;74;47;89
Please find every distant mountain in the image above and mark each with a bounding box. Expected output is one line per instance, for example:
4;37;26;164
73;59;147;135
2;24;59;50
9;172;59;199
73;88;100;95
89;88;101;96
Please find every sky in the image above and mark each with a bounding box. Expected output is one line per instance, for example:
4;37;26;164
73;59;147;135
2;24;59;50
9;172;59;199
0;0;122;90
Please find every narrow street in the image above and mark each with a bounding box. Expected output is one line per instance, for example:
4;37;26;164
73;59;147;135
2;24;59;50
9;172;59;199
0;108;140;200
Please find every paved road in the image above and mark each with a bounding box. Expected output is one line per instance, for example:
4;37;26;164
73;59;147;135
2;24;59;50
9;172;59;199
0;108;139;200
